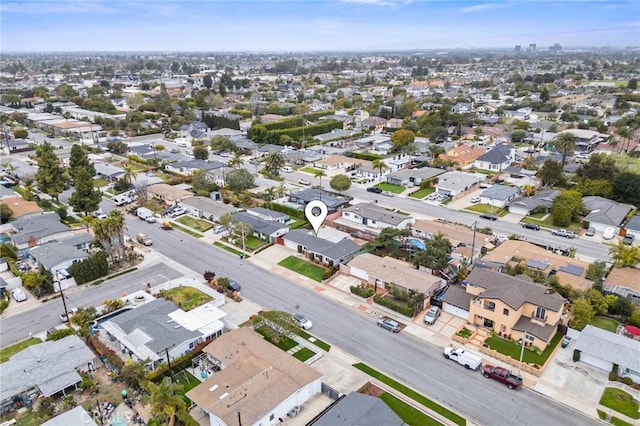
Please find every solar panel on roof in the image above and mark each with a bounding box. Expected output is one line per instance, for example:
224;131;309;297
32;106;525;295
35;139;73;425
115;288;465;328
558;264;584;276
526;259;549;270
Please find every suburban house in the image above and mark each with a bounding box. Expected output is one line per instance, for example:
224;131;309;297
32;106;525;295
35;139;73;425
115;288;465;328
344;253;443;298
186;327;322;426
245;207;289;224
562;129;609;154
313;155;358;173
602;267;640;305
148;183;194;204
288;189;351;213
459;268;567;350
342;203;414;230
28;240;89;277
231;211;290;242
93;163;125;182
179;196;237;222
0;335;96;415
179;121;210;139
280;229;360;266
411;220;475;246
41;407;97;426
165;160;225;177
481;240;593;291
386;167;444;187
100;298;227;370
625;215;640;240
479;185;521;208
473;144;515;172
575;325;640;384
355;160;391;182
10;213;71;250
438;145;486;167
582;196;635;232
309;392;406;426
435;171;487;197
507;189;560;216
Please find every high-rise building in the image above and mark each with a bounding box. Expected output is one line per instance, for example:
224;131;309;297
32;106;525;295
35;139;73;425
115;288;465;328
528;43;537;52
549;43;562;52
514;45;522;53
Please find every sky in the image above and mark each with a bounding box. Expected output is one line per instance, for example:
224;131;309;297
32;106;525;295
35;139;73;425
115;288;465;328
1;0;639;52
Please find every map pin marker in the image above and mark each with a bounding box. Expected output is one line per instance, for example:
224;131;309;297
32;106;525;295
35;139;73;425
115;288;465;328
305;200;328;236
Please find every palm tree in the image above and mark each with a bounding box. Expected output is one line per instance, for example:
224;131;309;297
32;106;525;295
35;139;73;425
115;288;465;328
92;219;112;258
616;126;632;154
264;152;285;176
121;165;138;187
372;159;388;183
106;210;127;259
554;132;576;166
427;144;445;166
227;152;244;169
81;215;95;234
608;240;640;268
314;169;326;189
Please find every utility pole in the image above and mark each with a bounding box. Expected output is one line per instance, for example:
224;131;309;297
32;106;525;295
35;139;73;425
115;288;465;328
470;221;478;265
59;280;70;322
164;346;175;382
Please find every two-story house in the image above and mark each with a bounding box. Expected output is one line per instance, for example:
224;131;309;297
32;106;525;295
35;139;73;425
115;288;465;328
473;144;515;172
459;268;567;350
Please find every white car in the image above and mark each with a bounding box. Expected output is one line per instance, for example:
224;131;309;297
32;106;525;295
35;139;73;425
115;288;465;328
169;206;186;218
294;313;313;330
11;288;27;302
470;196;481;203
298;178;311;186
93;210;107;219
424;306;441;325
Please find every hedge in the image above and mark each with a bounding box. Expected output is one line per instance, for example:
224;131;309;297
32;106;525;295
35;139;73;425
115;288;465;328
269;120;343;139
262;116;305;130
349;152;382;161
373;294;414;317
69;252;108;284
265;202;306;219
350;285;375;298
304;110;335;121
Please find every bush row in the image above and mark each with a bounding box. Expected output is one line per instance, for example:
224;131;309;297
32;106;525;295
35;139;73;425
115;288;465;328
69;252;109;284
350;285;375;298
373;294;414;317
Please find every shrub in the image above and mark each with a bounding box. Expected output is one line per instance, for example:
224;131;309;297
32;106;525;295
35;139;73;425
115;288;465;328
69;251;109;284
582;220;590;229
46;328;76;341
609;364;619;381
350;284;375;298
622;377;633;386
56;206;68;220
373;294;414;317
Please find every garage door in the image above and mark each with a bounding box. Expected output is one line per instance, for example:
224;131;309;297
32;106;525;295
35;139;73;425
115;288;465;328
580;353;613;372
444;303;469;320
350;266;368;281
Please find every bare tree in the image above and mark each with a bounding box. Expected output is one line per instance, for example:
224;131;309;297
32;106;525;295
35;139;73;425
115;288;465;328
134;179;149;203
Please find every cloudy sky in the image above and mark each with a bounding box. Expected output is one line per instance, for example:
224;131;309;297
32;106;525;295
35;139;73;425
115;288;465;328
1;0;639;52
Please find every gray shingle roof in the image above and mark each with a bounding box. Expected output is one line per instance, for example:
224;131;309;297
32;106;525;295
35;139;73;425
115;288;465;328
476;144;513;164
442;285;474;310
289;188;351;210
0;335;95;400
283;229;360;261
575;325;640;373
11;213;69;245
480;185;520;201
29;241;89;270
507;189;560;211
311;392;407;426
512;316;556;341
343;203;410;226
583;196;635;226
42;406;97;426
247;207;287;220
626;215;640;232
232;212;289;236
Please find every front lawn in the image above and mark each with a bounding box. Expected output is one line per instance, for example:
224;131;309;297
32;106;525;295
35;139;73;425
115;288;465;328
375;182;406;194
213;241;248;258
172;223;204;238
244;236;269;251
484;332;563;367
409;187;435;199
255;326;299;351
600;388;640;419
297;329;331;352
0;337;42;363
292;347;316;362
158;286;212;311
175;216;214;232
590;316;621;333
465;204;508;217
300;167;319;174
94;178;109;188
521;215;582;232
278;256;328;282
380;392;443;426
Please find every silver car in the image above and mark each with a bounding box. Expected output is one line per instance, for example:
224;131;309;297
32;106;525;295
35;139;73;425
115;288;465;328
377;318;401;333
424;306;441;325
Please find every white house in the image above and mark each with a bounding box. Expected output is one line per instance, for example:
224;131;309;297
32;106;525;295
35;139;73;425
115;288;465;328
342;203;413;230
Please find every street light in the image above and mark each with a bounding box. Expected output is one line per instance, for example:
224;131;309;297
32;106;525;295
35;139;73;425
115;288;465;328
470;221;478;265
518;331;529;378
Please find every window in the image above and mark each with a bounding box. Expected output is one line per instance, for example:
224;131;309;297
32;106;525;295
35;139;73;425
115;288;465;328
503;308;509;316
484;301;495;311
535;306;547;320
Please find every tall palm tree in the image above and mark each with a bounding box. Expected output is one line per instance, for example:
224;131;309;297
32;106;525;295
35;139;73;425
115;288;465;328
226;152;244;169
121;165;138;187
314;169;326;188
372;159;388;183
427;144;444;166
92;219;112;257
554;132;576;166
616;126;632;154
608;240;640;268
264;152;285;176
106;210;127;259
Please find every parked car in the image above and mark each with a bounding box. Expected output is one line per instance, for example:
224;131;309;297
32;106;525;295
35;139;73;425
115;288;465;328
213;225;226;234
522;223;540;231
11;288;27;302
280;166;294;173
479;214;498;221
470;196;481;203
482;365;522;389
377;318;401;333
169;206;186;218
423;306;441;325
623;234;635;246
443;347;482;370
585;227;596;237
367;187;383;194
59;307;78;323
136;233;153;246
93;209;107;219
551;229;575;239
382;191;394;197
293;313;313;330
161;222;173;230
603;227;617;240
298;178;311;186
228;279;241;292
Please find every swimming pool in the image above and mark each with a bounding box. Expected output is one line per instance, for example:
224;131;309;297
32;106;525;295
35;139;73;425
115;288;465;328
407;238;426;250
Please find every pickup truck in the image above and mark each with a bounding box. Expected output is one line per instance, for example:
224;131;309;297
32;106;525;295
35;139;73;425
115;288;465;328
551;229;575;239
482;365;522;390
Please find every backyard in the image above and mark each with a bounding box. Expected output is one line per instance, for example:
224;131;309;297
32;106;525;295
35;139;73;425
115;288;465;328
278;256;328;282
599;387;640;420
409;187;435;199
591;316;621;333
484;332;563;367
375;182;406;194
158;286;212;311
175;216;214;232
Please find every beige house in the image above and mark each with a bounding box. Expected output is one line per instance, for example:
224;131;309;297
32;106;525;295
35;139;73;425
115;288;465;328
463;268;567;350
313;155;358;173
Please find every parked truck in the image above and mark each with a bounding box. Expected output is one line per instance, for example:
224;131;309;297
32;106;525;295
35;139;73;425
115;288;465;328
113;190;138;206
136;233;153;246
482;365;523;390
136;207;157;223
443;347;482;371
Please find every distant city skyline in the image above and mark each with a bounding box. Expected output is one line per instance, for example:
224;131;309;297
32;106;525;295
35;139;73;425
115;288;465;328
1;0;639;52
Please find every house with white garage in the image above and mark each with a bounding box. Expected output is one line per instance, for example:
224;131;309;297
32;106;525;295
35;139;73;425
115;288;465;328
342;203;414;230
625;216;640;241
582;196;635;232
180;196;237;222
231;211;290;242
435;171;487;198
245;207;289;224
386;166;444;187
473;144;515;172
29;240;89;277
280;229;360;266
507;189;560;216
479;185;521;208
575;325;640;383
10;213;71;250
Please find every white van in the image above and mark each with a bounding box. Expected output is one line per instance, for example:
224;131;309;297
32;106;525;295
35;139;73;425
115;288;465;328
603;227;617;240
213;225;226;234
280;166;293;173
136;207;157;223
443;347;483;371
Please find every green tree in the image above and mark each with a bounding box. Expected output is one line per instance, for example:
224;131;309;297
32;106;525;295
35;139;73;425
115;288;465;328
608;241;640;268
576;153;618;180
263;152;285;176
121;165;138;186
575;178;613;197
372;159;387;183
314;169;326;188
145;377;186;425
538;159;566;187
427;144;445;166
225;168;254;192
192;145;209;160
367;228;410;253
13;128;28;139
0;204;13;223
540;86;550;103
390;129;416;152
226;152;244;169
551;190;585;227
35;142;65;201
612;172;640;207
68;168;102;215
412;232;452;272
251;310;299;343
69;144;96;182
511;129;527;143
202;74;213;89
585;261;607;288
329;174;352;194
397;100;418;118
585;288;608;314
570;298;594;331
630;309;640;327
554;132;576;165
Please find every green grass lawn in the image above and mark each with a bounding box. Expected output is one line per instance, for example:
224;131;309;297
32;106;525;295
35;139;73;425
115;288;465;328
375;182;406;194
300;167;320;174
465;204;508;217
590;316;621;333
484;332;563;367
380;392;443;426
0;337;42;363
158;286;212;311
174;370;200;405
600;388;640;419
297;329;331;352
244;236;269;250
94;178;109;188
292;347;316;362
255;326;299;351
175;216;214;232
521;214;582;232
213;241;249;258
353;363;465;426
409;187;435;199
172;222;204;238
6;407;43;426
278;256;327;282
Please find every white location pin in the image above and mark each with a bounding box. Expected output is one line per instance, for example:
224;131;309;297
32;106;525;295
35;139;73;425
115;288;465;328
305;200;328;236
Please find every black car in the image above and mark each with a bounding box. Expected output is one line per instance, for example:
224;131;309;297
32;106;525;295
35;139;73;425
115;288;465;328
479;214;498;221
522;223;540;230
367;187;383;194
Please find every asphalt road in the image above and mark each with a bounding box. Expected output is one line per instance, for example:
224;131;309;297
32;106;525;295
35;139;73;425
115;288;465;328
122;215;598;426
